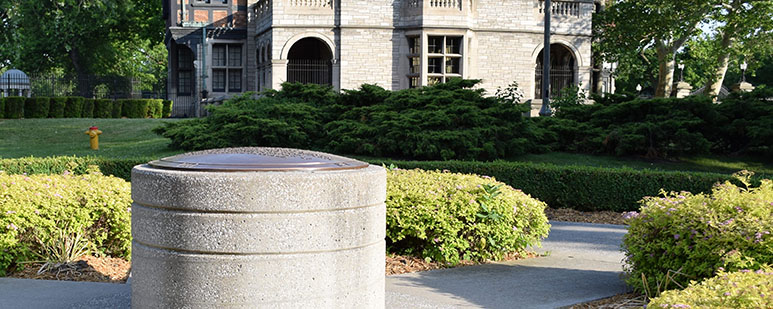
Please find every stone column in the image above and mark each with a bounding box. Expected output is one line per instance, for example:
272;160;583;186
272;59;288;90
674;81;693;98
732;81;755;93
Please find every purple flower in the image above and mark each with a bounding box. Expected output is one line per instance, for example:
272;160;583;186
623;211;640;220
724;292;731;296
482;175;491;179
5;210;15;215
433;238;440;243
674;234;680;240
5;223;17;231
720;219;734;226
741;269;751;273
735;206;743;213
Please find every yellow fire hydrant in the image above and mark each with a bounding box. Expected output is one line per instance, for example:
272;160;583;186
85;126;102;150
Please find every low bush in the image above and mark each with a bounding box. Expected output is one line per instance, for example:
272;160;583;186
48;97;67;118
162;100;173;118
93;99;114;118
622;172;773;294
3;97;24;119
120;99;150;118
64;97;85;118
24;97;50;118
386;168;550;264
648;267;773;308
82;99;95;118
0;97;4;118
377;160;737;212
0;171;132;276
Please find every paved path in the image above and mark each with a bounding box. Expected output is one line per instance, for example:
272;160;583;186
0;222;630;309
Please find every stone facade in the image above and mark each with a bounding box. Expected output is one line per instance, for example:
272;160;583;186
165;0;598;117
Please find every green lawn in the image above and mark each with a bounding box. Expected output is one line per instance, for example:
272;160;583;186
2;118;772;176
0;118;184;159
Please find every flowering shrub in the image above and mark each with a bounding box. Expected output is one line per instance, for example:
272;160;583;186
622;171;773;294
386;168;550;264
0;171;132;276
649;266;773;308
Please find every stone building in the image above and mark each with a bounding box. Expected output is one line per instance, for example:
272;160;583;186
164;0;605;117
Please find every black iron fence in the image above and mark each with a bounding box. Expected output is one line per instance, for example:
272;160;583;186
535;64;575;98
0;73;165;99
287;59;332;86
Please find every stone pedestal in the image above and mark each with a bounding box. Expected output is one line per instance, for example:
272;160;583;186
674;81;693;99
732;81;755;93
131;147;386;308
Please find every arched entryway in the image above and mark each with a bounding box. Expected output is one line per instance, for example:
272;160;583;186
287;38;332;85
535;44;577;98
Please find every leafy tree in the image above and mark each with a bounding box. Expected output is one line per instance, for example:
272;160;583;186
1;0;166;94
596;0;716;97
704;0;773;97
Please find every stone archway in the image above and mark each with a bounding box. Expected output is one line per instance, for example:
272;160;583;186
286;37;333;85
535;44;577;98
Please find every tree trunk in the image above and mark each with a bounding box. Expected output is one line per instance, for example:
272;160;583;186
707;25;736;99
69;47;90;97
655;46;675;98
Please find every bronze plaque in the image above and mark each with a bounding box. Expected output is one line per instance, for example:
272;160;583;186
148;147;369;172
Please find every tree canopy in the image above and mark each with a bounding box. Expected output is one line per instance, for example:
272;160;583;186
0;0;166;93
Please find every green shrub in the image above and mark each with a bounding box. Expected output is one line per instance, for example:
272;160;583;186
155;81;540;160
24;97;50;118
82;99;95;118
146;99;163;118
541;96;720;158
154;89;330;150
0;97;5;118
0;171;132;276
714;87;773;157
376;160;737;212
92;99;113;118
111;99;123;118
48;97;67;118
120;99;150;118
63;97;85;118
649;267;773;309
622;172;773;294
386;168;550;264
162;100;173;118
3;97;25;119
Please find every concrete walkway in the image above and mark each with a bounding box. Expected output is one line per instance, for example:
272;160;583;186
0;222;630;309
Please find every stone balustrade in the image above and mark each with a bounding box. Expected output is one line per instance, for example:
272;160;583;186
539;0;581;17
254;0;271;20
288;0;333;8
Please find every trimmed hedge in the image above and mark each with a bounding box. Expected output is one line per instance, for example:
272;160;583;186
3;97;24;119
162;100;173;118
64;97;85;118
119;99;150;118
82;99;95;118
0;156;759;212
111;100;123;118
374;160;740;212
146;99;163;119
0;156;147;182
0;172;132;276
0;97;4;118
93;99;113;118
23;97;50;118
48;97;67;118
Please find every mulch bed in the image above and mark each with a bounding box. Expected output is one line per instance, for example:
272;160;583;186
545;207;628;225
569;293;646;309
9;255;130;283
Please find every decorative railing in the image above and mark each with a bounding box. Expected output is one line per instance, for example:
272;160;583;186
405;0;462;10
254;0;271;19
287;0;333;8
429;0;461;10
539;1;581;17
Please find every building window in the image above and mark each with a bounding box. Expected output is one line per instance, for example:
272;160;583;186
407;36;420;88
407;35;463;88
212;44;242;93
177;47;193;96
427;36;462;84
